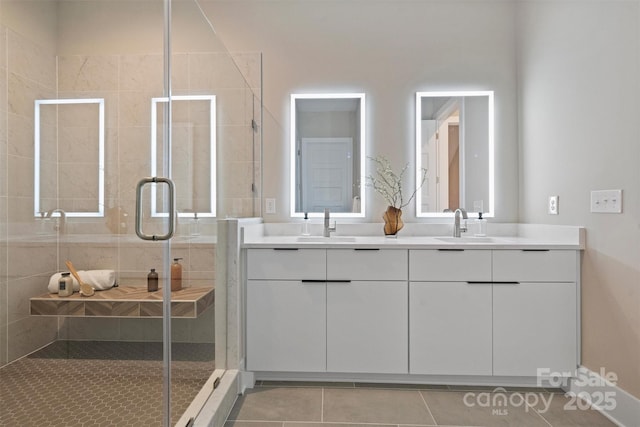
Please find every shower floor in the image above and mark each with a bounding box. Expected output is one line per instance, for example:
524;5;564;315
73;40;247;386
0;340;215;426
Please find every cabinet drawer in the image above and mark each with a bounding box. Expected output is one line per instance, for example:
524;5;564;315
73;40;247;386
247;249;326;280
327;249;407;281
409;249;491;282
493;250;576;282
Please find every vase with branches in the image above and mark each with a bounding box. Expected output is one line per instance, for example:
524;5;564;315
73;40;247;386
367;156;427;235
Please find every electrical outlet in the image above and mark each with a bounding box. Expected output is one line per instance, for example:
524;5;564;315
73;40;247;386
265;198;276;214
548;195;559;215
591;189;623;213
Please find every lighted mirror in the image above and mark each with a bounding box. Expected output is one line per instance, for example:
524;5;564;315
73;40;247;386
416;91;494;217
290;93;365;218
34;98;105;217
151;95;216;218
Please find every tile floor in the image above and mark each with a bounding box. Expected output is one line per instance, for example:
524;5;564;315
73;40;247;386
225;381;616;427
0;341;215;426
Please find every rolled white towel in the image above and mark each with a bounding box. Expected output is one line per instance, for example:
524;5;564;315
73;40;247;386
48;270;116;294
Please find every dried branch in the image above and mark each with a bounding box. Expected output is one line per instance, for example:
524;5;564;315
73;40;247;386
366;156;427;210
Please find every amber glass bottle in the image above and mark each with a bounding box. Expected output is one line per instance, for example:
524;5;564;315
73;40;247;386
147;268;158;292
171;258;183;291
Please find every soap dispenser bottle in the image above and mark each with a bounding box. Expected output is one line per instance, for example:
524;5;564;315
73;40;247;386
190;213;200;236
474;212;487;237
147;268;159;292
301;212;310;236
171;258;183;291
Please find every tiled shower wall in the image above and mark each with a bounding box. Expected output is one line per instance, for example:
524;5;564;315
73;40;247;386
55;50;260;233
1;22;261;365
1;26;59;366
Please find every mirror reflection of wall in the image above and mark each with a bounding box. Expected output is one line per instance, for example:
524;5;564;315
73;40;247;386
416;91;494;217
290;93;365;217
151;95;216;218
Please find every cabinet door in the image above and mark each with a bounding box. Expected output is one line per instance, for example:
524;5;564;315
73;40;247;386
246;280;326;372
327;281;408;373
493;282;577;377
410;281;492;375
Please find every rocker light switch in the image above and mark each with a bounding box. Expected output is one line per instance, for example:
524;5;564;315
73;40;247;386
591;190;623;213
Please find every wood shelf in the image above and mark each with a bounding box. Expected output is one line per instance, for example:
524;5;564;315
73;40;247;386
30;286;214;318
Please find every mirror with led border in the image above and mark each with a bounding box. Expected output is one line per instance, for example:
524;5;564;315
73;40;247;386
150;95;217;219
290;93;366;218
34;98;105;218
416;90;494;218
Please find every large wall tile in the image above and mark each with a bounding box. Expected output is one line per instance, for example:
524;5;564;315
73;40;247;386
7;274;51;324
188;246;215;273
119;90;157;127
58;317;120;341
6;196;35;228
63;244;118;272
216;89;248;126
119;317;162;341
7;316;57;362
0;67;7;116
0;282;7;326
189;53;247;91
7;155;33;198
57;55;119;92
8;113;34;158
7;242;56;279
0;25;6;70
120;54;163;92
8;30;56;89
0;323;7;366
230;53;262;91
118;245;164;273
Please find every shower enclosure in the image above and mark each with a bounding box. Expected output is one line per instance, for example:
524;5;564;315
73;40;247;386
0;0;261;425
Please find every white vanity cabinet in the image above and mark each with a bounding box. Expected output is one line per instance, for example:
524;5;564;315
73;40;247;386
246;248;408;374
245;243;580;382
326;249;408;373
409;250;493;375
246;249;327;372
409;249;578;378
492;250;578;377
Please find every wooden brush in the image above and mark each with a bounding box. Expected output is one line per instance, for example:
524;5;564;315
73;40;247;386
65;260;95;297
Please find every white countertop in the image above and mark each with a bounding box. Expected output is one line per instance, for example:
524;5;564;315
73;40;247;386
241;223;585;250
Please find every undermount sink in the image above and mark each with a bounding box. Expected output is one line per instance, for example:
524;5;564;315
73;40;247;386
435;236;499;243
296;236;357;243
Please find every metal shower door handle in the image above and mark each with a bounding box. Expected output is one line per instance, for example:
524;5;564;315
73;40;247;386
135;177;175;241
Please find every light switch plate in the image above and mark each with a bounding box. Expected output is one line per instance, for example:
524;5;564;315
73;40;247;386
591;189;622;213
548;195;559;215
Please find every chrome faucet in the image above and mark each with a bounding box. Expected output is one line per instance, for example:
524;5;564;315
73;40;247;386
323;208;336;237
46;209;66;234
453;208;468;238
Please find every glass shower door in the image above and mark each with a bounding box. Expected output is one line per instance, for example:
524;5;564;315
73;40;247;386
1;0;261;424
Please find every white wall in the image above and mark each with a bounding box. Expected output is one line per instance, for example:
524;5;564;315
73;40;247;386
202;0;519;222
517;1;640;398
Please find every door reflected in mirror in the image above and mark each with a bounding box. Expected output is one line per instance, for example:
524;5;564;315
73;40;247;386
290;93;365;217
416;91;494;217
